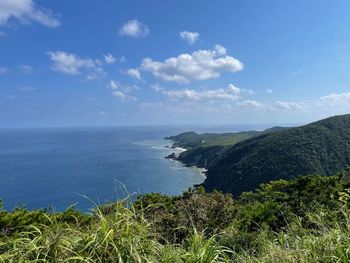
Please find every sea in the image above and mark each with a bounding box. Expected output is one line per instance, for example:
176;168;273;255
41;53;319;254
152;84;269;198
0;125;270;212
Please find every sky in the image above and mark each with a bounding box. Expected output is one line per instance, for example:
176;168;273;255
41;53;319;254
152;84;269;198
1;0;350;127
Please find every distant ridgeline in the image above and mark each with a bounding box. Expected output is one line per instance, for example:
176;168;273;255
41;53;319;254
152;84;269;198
165;126;287;168
167;114;350;197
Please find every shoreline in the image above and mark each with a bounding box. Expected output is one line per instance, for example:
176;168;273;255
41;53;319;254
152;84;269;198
173;147;188;153
165;140;207;179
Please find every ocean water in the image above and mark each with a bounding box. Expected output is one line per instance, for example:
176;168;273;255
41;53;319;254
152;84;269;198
0;125;269;211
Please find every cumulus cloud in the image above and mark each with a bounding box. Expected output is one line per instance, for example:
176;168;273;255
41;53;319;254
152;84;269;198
240;100;263;108
179;31;200;45
112;90;137;101
320;92;350;107
119;19;149;38
227;84;240;94
127;68;141;80
109;80;138;101
110;80;119;90
0;0;60;28
266;89;273;94
164;89;238;101
214;44;227;55
48;51;106;80
48;51;93;75
103;54;116;64
141;45;243;83
112;91;126;99
274;101;305;110
0;66;8;74
158;84;247;102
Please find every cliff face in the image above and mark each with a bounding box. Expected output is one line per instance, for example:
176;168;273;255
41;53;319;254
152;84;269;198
202;114;350;196
176;145;228;168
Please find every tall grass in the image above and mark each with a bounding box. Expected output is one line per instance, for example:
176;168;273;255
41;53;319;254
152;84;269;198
229;210;350;263
1;199;350;262
0;199;232;262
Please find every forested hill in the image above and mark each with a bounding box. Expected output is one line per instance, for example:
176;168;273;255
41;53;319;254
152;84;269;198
203;114;350;196
166;126;286;149
166;127;287;168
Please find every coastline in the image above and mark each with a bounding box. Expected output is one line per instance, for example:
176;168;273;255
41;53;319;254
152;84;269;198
165;140;207;179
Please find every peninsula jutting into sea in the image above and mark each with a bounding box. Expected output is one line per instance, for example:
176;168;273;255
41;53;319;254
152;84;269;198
2;115;350;262
1;0;350;261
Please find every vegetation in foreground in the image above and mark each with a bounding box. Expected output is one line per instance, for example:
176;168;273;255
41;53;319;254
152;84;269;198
1;170;350;262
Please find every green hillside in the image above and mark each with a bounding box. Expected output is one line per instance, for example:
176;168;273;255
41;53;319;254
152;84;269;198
203;114;350;196
167;127;287;168
166;131;259;150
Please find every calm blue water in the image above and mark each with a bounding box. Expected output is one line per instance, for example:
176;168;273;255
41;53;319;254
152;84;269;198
0;125;270;211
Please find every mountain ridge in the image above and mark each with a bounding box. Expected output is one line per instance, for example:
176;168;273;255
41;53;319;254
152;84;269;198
203;114;350;196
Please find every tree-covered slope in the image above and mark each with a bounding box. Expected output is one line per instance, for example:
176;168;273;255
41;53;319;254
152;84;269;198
203;114;350;196
166;130;261;148
167;127;288;168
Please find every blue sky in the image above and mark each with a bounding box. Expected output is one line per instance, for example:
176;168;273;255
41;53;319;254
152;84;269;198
1;0;350;127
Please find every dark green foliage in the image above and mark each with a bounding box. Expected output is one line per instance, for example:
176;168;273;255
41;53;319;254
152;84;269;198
1;171;350;261
136;188;236;244
236;174;343;231
0;207;92;237
167;127;288;169
203;114;350;196
167;131;259;148
177;145;228;168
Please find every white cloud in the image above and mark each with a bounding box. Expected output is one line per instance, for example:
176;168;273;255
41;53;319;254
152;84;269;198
0;31;6;37
110;80;119;90
0;0;60;28
0;66;8;74
179;31;200;45
227;84;254;95
154;84;255;104
266;89;273;94
109;80;138;101
19;64;33;73
48;51;106;80
320;92;350;107
112;91;126;99
48;51;93;75
239;100;263;108
119;19;149;38
112;90;137;101
104;54;116;64
141;45;243;83
127;68;141;80
160;85;243;102
214;44;227;55
274;101;305;110
227;84;240;94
